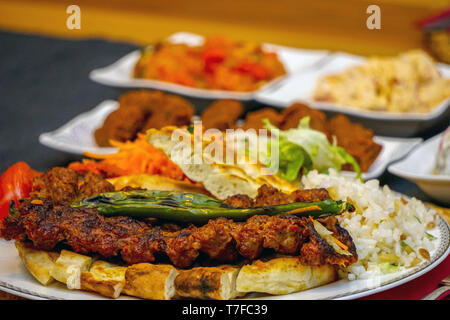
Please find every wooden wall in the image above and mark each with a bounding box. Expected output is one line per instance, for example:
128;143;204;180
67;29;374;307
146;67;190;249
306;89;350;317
0;0;447;55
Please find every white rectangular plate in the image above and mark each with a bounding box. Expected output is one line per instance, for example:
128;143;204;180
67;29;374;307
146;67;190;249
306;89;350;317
89;32;331;100
255;53;450;136
39;100;422;180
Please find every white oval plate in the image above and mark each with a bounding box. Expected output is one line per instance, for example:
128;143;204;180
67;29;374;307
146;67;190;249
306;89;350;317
89;32;331;101
255;52;450;136
388;132;450;205
38;100;422;180
0;214;447;300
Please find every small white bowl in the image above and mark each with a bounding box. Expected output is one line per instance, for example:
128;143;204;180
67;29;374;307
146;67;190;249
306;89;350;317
388;133;450;205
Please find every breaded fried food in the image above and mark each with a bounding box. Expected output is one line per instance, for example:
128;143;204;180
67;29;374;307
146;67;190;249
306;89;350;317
327;115;382;172
201;100;243;130
95;90;194;147
143;94;194;130
118;90;165;116
241;107;281;130
95;105;146;147
280;103;328;132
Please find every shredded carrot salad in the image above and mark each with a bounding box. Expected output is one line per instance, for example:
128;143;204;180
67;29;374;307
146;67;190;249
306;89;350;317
69;134;186;180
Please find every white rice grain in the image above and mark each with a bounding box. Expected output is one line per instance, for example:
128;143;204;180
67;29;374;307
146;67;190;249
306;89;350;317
302;170;438;279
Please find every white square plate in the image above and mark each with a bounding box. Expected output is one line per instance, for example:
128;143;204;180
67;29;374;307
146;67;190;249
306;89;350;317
89;32;331;100
39;100;422;180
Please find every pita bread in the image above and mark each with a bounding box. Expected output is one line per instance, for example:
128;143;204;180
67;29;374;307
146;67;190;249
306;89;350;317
50;250;92;289
81;260;127;299
15;240;59;286
175;265;242;300
147;127;298;199
123;263;178;300
236;256;337;295
107;174;208;195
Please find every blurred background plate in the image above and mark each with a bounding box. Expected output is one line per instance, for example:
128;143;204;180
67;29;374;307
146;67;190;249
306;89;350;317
89;32;331;100
388;132;450;204
38;100;422;180
39;100;119;155
255;52;450;137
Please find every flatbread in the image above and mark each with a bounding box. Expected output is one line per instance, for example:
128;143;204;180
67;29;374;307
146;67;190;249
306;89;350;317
147;127;298;199
13;244;339;299
81;260;127;299
123;263;178;300
107;174;208;195
175;265;242;300
236;256;337;295
50;249;92;289
15;240;59;286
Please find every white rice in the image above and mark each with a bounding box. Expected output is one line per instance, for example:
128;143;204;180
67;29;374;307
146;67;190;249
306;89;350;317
302;170;438;279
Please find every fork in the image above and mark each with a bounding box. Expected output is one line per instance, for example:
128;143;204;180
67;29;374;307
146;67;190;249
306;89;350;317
421;275;450;300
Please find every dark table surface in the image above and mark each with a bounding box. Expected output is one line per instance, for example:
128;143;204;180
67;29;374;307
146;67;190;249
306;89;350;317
0;29;447;208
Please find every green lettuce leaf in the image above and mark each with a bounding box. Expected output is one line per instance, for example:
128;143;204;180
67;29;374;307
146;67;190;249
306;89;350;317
263;117;361;180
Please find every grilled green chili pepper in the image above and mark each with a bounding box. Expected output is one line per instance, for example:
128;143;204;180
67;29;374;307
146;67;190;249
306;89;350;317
72;190;354;223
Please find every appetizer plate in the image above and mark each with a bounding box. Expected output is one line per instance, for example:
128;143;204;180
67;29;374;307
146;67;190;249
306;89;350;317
39;100;119;155
255;52;450;136
0;214;447;300
89;32;331;100
38;100;422;180
388;132;450;205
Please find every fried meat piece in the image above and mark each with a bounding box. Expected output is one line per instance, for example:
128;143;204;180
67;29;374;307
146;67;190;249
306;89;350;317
79;172;115;199
95;105;146;147
241;107;281;130
201;100;243;131
225;184;331;208
30;167;79;205
95;90;194;146
30;168;114;205
118;90;165;116
300;219;357;267
143;95;194;130
279;103;328;133
224;194;254;208
327;115;382;172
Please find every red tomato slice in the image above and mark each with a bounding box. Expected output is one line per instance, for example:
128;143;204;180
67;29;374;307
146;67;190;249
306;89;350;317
0;162;41;221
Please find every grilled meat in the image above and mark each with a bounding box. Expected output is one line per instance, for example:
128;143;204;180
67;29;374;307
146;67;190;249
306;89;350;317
225;184;331;208
30;167;114;205
1;196;357;268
